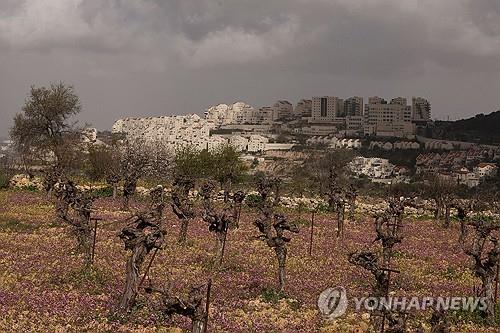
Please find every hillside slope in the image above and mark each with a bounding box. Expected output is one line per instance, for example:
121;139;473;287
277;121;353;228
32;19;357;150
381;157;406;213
427;110;500;145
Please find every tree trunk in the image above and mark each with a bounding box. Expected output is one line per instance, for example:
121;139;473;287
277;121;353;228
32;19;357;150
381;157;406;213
118;245;147;312
275;246;287;293
122;195;129;211
458;219;467;245
112;184;117;199
481;275;495;320
435;199;443;222
215;231;226;266
191;319;205;333
74;223;92;267
337;205;345;238
443;205;451;228
349;200;356;221
178;219;189;244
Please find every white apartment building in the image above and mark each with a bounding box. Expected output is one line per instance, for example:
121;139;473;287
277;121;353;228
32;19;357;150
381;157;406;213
204;103;232;126
205;101;256;126
234;103;257;124
255;107;274;124
272;100;294;120
247;135;269;153
229;135;249;152
207;135;228;151
344;96;363;117
112;114;212;151
294;99;312;118
311;96;344;122
473;163;498;179
364;97;414;138
349;156;395;179
412;97;431;122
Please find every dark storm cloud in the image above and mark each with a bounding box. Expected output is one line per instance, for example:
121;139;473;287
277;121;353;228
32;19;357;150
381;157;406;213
1;0;499;136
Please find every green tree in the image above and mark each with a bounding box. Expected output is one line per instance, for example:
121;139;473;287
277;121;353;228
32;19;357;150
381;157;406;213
10;82;82;170
211;144;247;201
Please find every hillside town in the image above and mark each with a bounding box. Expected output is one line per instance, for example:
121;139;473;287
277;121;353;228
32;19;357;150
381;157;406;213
112;95;430;151
1;95;498;188
106;95;499;187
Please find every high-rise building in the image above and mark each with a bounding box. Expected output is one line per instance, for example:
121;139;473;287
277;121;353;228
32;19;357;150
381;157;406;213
311;96;344;122
255;106;274;124
294;99;312;118
272;100;294;120
344;96;364;117
364;96;414;137
412;97;431;121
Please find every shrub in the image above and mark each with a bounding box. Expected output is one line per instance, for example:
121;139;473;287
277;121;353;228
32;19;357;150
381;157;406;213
91;186;114;198
245;193;262;206
261;288;286;304
0;171;9;189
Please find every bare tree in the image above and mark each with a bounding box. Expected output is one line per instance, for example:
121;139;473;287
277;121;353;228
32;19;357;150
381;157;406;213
461;216;499;320
85;144;122;198
349;197;409;332
375;196;409;265
423;175;457;227
346;184;358;221
200;181;240;266
253;176;299;292
145;282;209;333
117;188;165;313
54;178;95;267
451;199;472;245
120;140;150;211
232;190;246;228
171;175;195;244
326;169;348;238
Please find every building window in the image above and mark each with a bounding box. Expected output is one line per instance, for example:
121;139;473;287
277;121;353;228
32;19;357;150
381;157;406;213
320;97;327;117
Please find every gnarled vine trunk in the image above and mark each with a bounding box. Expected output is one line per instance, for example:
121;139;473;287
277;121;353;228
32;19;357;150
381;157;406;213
118;212;164;313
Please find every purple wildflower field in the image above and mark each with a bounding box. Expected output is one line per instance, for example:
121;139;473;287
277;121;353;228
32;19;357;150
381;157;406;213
0;190;496;332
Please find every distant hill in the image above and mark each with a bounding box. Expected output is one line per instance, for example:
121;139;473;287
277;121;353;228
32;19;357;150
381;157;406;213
425;110;500;145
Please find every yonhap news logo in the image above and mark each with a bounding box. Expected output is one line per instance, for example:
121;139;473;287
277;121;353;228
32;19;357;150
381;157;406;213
317;286;348;319
318;286;488;319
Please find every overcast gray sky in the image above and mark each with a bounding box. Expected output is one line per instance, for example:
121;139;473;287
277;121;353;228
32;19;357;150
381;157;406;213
1;0;500;136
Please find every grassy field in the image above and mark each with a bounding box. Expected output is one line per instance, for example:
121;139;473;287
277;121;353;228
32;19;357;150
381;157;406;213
0;189;497;332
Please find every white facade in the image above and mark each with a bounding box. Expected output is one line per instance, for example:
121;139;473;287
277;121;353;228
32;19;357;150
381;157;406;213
229;135;249;152
412;97;431;121
311;96;344;122
364;97;414;138
272;100;293;120
294;99;312;118
350;156;395;179
474;163;498;179
344;96;363;117
247;135;269;152
112;114;213;151
207;135;228;151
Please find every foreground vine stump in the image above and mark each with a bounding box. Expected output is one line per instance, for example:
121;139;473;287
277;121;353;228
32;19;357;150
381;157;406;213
200;181;239;266
461;217;500;321
171;176;195;244
349;197;408;332
326;168;349;239
117;210;164;313
54;179;95;267
233;190;246;228
146;282;210;333
253;176;299;293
